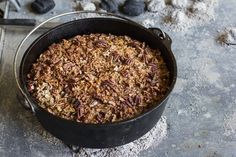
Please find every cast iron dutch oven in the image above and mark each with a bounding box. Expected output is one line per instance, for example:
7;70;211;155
16;12;177;148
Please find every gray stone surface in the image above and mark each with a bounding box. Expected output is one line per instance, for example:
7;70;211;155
0;0;236;157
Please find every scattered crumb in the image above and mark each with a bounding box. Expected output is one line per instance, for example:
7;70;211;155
162;0;218;31
224;110;236;137
192;1;207;13
72;0;218;32
217;27;236;45
163;9;191;31
80;2;97;11
147;0;166;12
203;112;211;118
171;10;187;24
142;18;155;28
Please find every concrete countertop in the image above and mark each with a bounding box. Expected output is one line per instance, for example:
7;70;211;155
0;0;236;157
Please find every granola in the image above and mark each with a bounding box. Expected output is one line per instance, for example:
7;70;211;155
27;33;170;124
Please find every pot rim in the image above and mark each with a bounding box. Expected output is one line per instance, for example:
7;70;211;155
15;11;177;127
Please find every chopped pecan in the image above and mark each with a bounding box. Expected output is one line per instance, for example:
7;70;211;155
73;99;81;108
96;112;106;122
101;79;114;87
91;92;103;103
123;98;132;107
128;96;133;104
134;95;141;105
66;78;75;90
67;78;75;83
149;63;158;72
127;41;141;47
112;51;120;62
93;40;108;48
142;54;149;64
100;79;118;92
120;57;132;65
120;70;129;77
77;106;84;119
44;60;52;66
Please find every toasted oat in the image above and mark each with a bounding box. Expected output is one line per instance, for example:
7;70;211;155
27;33;170;124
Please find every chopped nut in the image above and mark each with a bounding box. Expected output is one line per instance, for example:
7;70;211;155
121;57;132;65
91;92;103;103
73;99;81;108
93;39;108;48
101;79;114;87
112;51;120;62
77;106;84;119
134;95;141;105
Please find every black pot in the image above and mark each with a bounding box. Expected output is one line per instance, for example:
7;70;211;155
18;17;177;148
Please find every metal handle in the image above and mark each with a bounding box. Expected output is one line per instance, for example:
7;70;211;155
0;18;37;30
13;11;145;113
148;27;172;49
0;18;36;25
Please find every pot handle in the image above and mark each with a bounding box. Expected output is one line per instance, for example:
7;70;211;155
148;27;172;49
16;91;36;114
